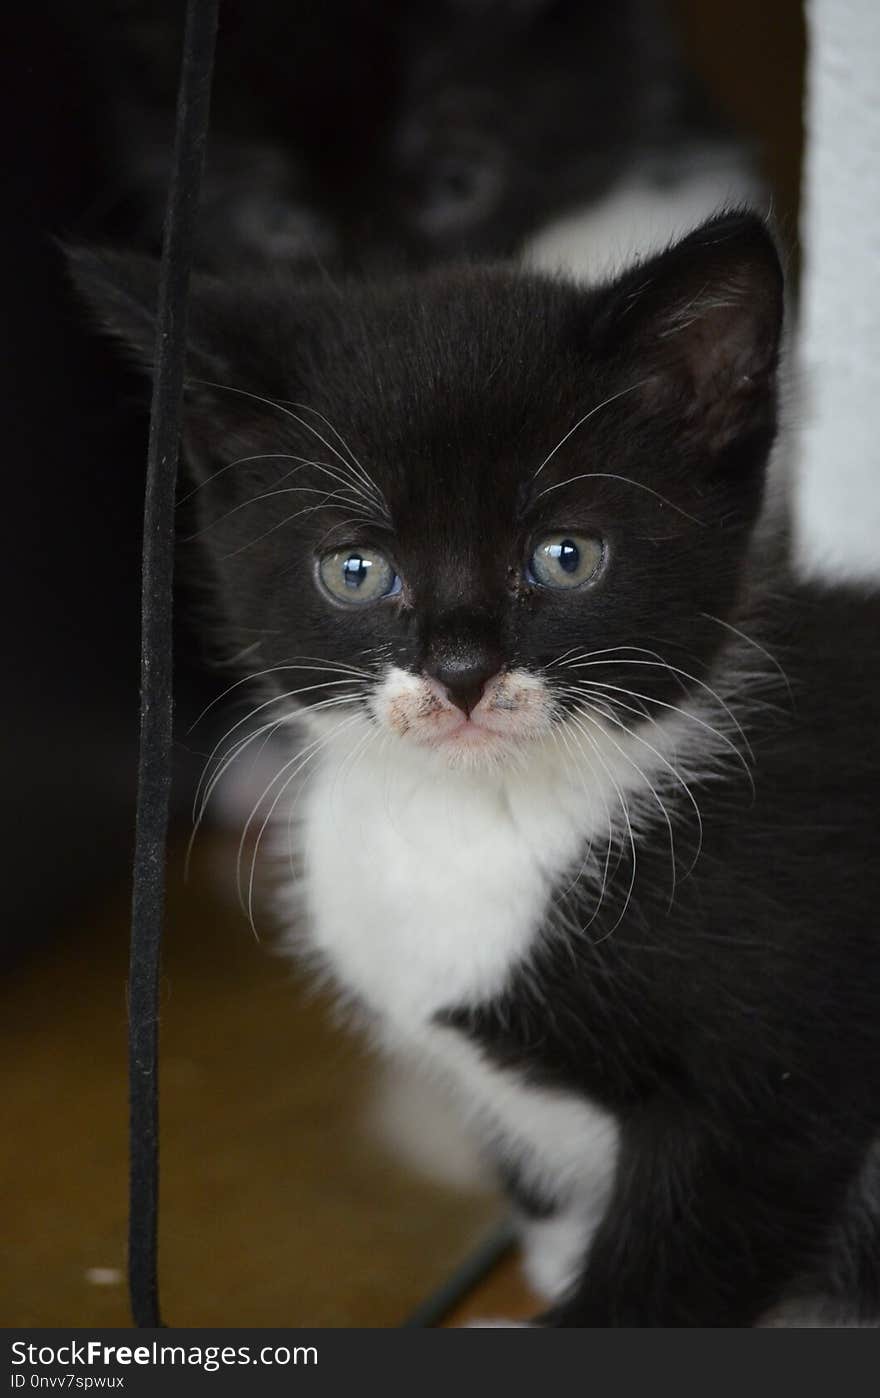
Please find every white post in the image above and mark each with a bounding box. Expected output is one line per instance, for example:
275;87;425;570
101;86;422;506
796;0;880;580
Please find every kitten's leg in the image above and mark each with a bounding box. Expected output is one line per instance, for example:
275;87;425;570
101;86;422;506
494;1157;607;1304
542;1105;866;1327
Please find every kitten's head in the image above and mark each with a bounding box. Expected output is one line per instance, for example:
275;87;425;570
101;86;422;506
70;211;783;771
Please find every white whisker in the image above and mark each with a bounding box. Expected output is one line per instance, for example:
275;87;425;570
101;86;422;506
285;401;386;510
535;472;706;525
531;381;650;482
563;711;638;941
191;380;390;522
185;714;288;880
216;493;372;561
178;452;337;506
188;658;372;733
192;678;365;818
241;711;365;937
567;696;678;908
700;612;795;706
552;718;612;913
559;657;754;767
184;484;371;545
564;683;704;880
563;675;754;794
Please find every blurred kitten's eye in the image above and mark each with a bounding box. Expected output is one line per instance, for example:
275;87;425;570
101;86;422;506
418;155;503;234
317;548;400;606
527;534;604;590
431;159;482;206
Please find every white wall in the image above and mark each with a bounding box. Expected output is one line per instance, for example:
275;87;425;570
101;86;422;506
796;0;880;581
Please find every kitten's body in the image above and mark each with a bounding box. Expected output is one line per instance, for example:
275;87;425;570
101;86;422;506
290;576;879;1321
73;213;880;1326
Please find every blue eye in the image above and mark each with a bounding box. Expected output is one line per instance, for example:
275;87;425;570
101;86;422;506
317;547;400;605
528;533;604;590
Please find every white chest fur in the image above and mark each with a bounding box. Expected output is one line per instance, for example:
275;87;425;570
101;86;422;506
273;714;656;1235
292;720;606;1033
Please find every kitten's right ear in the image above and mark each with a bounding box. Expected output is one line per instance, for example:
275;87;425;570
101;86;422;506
63;245;229;383
592;210;784;462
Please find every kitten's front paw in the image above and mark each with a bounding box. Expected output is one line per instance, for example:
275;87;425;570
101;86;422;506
520;1212;589;1303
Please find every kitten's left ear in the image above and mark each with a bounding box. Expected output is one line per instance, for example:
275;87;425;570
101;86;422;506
63;244;230;383
599;210;785;457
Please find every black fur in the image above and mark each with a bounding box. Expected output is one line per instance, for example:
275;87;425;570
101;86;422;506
445;577;880;1325
70;212;880;1326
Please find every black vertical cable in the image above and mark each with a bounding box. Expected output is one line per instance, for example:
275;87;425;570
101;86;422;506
128;0;218;1329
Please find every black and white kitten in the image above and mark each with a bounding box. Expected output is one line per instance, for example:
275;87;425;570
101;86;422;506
75;0;753;272
71;212;880;1327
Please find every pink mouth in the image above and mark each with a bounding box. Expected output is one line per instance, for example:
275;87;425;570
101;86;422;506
422;677;509;742
428;711;513;747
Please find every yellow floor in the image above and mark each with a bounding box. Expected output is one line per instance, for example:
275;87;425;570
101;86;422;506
3;833;539;1327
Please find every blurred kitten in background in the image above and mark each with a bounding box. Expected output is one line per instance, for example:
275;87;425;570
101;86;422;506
73;0;757;273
